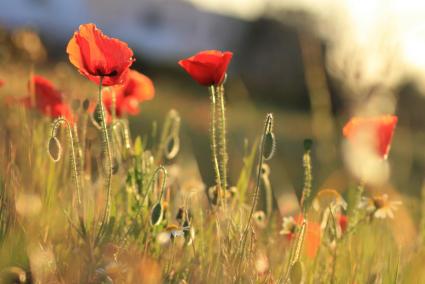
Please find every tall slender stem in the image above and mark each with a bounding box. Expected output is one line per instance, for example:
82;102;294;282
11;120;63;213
217;85;228;192
282;220;307;283
97;77;113;240
237;114;272;275
209;86;222;203
348;180;365;232
300;141;313;214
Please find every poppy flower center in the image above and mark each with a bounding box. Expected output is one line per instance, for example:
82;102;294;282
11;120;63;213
96;68;118;77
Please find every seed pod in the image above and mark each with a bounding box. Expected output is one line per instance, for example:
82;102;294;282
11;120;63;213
304;139;313;151
263;133;275;160
48;136;62;162
150;202;163;226
112;157;119;175
164;135;180;160
263;113;275;160
82;99;90;111
0;266;27;284
290;261;304;284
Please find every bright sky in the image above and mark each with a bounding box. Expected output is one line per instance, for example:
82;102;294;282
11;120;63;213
186;0;425;95
183;0;267;20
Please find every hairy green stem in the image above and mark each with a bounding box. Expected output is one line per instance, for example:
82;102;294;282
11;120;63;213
237;114;272;273
155;110;179;162
281;219;307;283
96;77;113;242
300;146;312;214
72;124;83;185
51;117;82;208
209;86;223;202
216;85;228;191
141;165;168;205
348;180;365;232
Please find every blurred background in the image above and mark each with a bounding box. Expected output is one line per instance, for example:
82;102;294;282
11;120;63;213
1;0;425;219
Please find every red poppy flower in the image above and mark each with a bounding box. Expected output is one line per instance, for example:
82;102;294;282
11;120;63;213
102;69;154;117
66;23;134;86
17;75;73;122
338;214;348;233
178;50;233;86
305;221;321;258
283;215;321;259
0;79;4;87
343;115;398;159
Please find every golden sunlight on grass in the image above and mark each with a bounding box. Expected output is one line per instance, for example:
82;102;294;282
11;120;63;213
1;4;425;282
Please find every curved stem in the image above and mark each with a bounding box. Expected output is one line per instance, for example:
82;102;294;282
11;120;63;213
97;77;113;240
141;165;168;205
51;117;82;208
155;110;179;163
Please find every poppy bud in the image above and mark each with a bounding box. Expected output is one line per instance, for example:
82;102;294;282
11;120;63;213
263;113;275;160
48;136;62;162
150;202;164;226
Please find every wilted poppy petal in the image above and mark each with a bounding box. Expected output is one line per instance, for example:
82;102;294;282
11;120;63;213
102;69;154;118
343;115;398;159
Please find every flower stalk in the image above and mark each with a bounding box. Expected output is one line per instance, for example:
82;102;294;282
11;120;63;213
50;117;87;235
238;113;274;271
348;180;365;232
300;139;313;214
209;86;223;203
96;77;113;242
50;117;82;208
216;84;228;192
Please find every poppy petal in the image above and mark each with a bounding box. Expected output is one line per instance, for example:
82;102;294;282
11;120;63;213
178;50;233;86
66;23;134;86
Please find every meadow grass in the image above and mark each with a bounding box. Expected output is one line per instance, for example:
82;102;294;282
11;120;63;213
0;30;423;284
